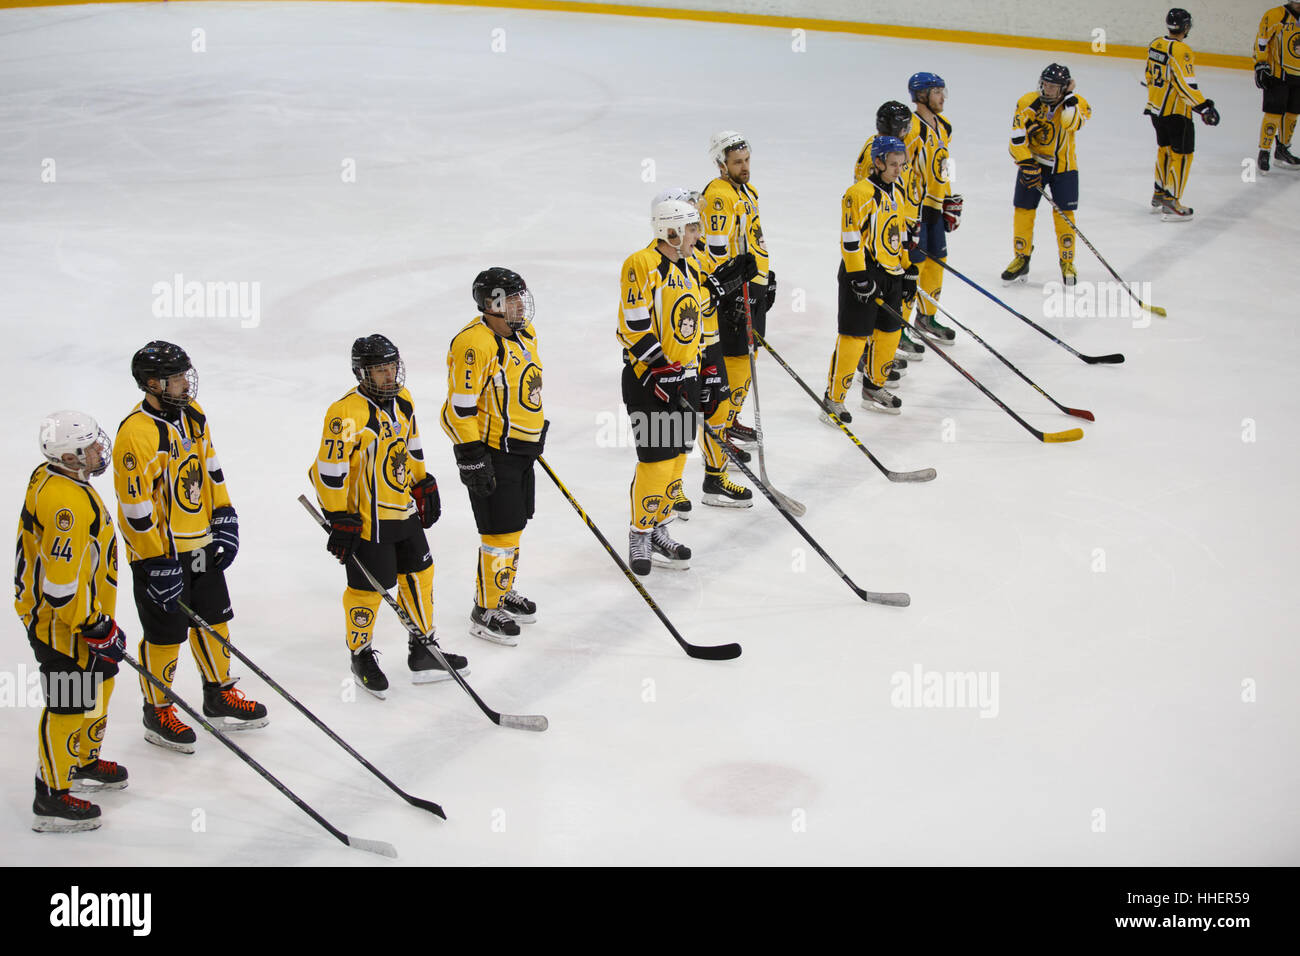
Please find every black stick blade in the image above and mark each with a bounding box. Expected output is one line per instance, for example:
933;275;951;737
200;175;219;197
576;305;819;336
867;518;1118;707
1083;353;1125;364
685;642;743;661
888;467;938;483
498;714;549;732
862;590;911;607
406;796;447;819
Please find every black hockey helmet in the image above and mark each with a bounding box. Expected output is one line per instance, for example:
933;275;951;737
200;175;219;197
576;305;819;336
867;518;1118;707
1166;8;1192;34
472;267;534;331
1039;63;1071;103
351;334;405;399
876;100;912;138
131;340;197;407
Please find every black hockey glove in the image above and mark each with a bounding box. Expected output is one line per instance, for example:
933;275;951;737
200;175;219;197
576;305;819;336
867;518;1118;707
1255;63;1271;90
848;271;879;304
324;511;363;564
763;270;777;312
209;505;239;571
410;476;440;528
143;556;184;614
1017;160;1043;191
1194;99;1220;127
704;252;758;302
79;615;126;664
901;264;919;302
453;441;497;498
698;343;729;417
645;361;691;407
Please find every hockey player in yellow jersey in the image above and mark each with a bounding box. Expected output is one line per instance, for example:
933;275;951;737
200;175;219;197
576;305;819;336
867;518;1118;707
16;411;126;831
1254;2;1300;171
905;73;962;344
854;100;928;366
700;130;772;460
618;198;756;575
1144;9;1221;221
823;136;913;419
1002;64;1093;283
311;334;466;697
441;268;548;646
649;187;754;523
115;342;267;752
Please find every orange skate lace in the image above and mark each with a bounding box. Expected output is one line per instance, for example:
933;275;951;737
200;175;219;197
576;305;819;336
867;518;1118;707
219;686;258;714
156;705;190;733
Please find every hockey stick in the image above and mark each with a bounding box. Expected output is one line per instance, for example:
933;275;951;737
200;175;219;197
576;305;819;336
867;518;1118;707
875;298;1084;443
123;652;396;858
298;496;548;732
753;330;937;482
178;601;446;819
537;456;741;661
933;258;1126;365
738;211;806;516
696;408;910;606
917;290;1095;421
1036;184;1168;317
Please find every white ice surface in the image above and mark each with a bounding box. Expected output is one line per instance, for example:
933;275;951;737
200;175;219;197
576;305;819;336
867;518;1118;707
1;2;1297;866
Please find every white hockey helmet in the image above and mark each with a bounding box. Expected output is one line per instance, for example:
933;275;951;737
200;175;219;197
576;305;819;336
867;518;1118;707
651;187;700;214
40;410;111;479
708;130;749;166
652;199;700;247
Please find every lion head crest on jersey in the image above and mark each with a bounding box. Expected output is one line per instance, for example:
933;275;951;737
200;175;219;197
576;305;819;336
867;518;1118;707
525;367;543;410
178;459;203;512
384;441;409;492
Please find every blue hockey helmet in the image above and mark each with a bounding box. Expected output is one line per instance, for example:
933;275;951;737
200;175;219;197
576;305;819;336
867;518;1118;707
870;135;907;162
907;72;945;101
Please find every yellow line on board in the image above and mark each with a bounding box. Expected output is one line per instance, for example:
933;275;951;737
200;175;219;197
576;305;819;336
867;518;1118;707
0;0;1254;70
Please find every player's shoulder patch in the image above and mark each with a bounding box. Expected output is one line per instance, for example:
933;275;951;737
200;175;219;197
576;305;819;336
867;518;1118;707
54;507;75;532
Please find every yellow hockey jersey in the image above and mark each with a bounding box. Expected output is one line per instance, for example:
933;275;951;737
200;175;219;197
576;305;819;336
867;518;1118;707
440;316;546;455
906;112;953;211
15;465;119;666
618;241;717;381
310;388;428;540
114;401;232;562
1010;90;1092;171
692;238;720;349
841;175;911;276
1256;5;1300;78
699;177;770;284
1144;38;1206;119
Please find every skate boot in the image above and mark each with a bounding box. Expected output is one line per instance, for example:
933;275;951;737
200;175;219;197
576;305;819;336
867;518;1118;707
1001;253;1031;284
1258;148;1271;174
701;468;754;508
914;312;956;343
728;421;759;446
670;486;692;521
1274;141;1300;169
861;380;902;415
409;633;472;676
1150;187;1171;212
1060;260;1077;287
819;392;851;426
500;590;537;624
1161;198;1194;222
629;527;653;577
650;521;691;570
203;681;269;730
890;355;908;378
469;605;521;646
69;759;128;792
142;702;196;753
350;645;389;699
32;778;101;833
897;327;925;361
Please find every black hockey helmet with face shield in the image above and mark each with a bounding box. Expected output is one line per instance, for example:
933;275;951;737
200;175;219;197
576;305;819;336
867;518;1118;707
472;267;534;331
351;333;406;399
131;340;197;407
